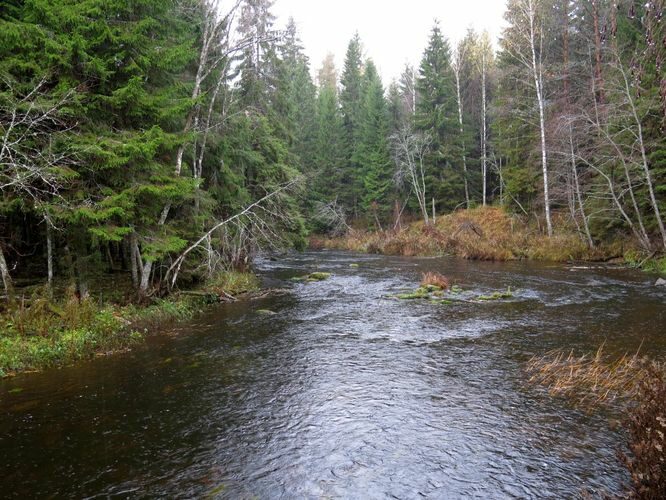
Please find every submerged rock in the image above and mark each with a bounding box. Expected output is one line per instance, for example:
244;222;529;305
257;309;277;316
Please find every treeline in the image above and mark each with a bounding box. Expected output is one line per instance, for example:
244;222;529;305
303;0;665;253
1;0;665;300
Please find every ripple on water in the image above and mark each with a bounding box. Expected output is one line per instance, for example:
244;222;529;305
2;251;658;498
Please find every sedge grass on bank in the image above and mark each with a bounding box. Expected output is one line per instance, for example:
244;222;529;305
527;346;666;498
0;271;260;377
526;345;653;409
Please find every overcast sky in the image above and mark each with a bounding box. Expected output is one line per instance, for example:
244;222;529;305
272;0;509;83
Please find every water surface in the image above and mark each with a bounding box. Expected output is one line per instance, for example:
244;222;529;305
1;251;664;498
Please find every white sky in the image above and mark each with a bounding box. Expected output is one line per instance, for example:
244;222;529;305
272;0;509;83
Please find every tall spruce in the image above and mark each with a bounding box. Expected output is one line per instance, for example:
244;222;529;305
416;21;462;212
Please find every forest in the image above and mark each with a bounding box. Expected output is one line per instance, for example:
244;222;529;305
1;0;664;301
1;1;666;497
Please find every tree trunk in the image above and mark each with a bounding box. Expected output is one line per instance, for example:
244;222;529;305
46;222;54;286
569;125;594;248
130;233;140;289
528;0;553;236
454;67;470;208
481;50;488;207
0;245;13;300
591;0;605;104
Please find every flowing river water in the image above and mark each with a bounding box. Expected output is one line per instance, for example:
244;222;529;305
1;250;665;498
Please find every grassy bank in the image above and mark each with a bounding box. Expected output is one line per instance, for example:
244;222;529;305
311;207;639;263
0;271;259;377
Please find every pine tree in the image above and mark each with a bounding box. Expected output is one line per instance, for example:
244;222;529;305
313;58;345;203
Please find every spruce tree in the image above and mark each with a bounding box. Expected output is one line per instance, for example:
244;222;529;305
339;33;365;211
416;21;462;212
354;61;392;223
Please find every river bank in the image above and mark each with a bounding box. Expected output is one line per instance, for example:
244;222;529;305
310;207;666;273
0;271;260;377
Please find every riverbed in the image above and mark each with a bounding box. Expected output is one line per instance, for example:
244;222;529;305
1;251;664;498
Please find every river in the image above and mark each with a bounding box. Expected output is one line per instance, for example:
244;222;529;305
1;250;664;498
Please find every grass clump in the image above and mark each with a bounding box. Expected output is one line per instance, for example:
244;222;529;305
207;271;260;297
421;272;450;290
311;206;626;263
526;345;650;408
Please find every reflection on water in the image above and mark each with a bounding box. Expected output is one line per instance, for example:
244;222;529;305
1;251;664;498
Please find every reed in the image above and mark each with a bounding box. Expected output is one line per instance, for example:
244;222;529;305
526;345;652;408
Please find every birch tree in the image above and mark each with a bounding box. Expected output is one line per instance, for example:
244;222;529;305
502;0;553;236
391;126;432;224
452;43;471;208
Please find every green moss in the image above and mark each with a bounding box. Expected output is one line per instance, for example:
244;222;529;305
308;272;332;281
291;272;332;282
396;287;431;300
477;287;514;301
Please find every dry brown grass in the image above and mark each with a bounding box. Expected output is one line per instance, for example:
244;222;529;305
310;207;624;263
526;345;655;409
421;272;450;290
528;346;666;498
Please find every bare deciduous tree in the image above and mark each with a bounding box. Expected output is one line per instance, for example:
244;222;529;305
391;126;431;224
0;77;76;297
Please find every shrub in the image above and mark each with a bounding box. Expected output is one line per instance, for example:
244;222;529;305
620;364;666;499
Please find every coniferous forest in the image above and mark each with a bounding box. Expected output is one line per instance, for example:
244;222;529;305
2;2;666;497
1;0;664;300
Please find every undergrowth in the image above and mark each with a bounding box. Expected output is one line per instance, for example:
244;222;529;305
0;270;260;377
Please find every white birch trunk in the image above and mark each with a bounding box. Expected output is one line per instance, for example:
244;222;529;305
528;0;553;236
0;245;12;298
453;55;470;208
481;50;488;207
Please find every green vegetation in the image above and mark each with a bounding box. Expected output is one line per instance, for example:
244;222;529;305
0;270;259;377
291;272;332;282
477;288;514;301
1;0;664;381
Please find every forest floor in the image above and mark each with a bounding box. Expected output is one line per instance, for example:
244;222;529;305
0;271;260;377
311;207;665;272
